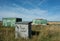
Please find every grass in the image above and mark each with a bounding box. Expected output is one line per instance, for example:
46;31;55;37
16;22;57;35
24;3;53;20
0;22;60;41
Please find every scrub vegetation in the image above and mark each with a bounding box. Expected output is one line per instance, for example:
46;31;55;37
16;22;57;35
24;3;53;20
0;22;60;41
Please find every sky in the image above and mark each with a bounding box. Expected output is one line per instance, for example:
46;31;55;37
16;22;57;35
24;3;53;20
0;0;60;21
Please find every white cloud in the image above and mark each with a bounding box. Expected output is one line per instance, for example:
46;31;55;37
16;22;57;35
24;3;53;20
0;0;60;21
0;5;60;21
47;13;60;21
0;5;48;21
38;0;47;6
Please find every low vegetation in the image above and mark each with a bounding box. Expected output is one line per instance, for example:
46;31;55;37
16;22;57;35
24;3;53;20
0;22;60;41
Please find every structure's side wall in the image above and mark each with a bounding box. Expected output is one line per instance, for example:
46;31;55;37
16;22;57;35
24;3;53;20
10;18;16;26
15;24;29;39
2;18;16;27
32;19;47;25
20;24;28;38
3;19;7;26
28;23;31;38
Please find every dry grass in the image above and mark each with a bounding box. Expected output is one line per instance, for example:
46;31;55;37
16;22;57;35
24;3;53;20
0;22;60;41
48;21;60;24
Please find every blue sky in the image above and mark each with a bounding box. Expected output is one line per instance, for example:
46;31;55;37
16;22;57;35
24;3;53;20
0;0;60;21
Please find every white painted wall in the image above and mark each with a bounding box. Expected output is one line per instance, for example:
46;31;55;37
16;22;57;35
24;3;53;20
15;24;29;39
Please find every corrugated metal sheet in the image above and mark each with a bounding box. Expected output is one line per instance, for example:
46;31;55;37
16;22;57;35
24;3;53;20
15;22;31;39
2;18;22;27
32;19;47;25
